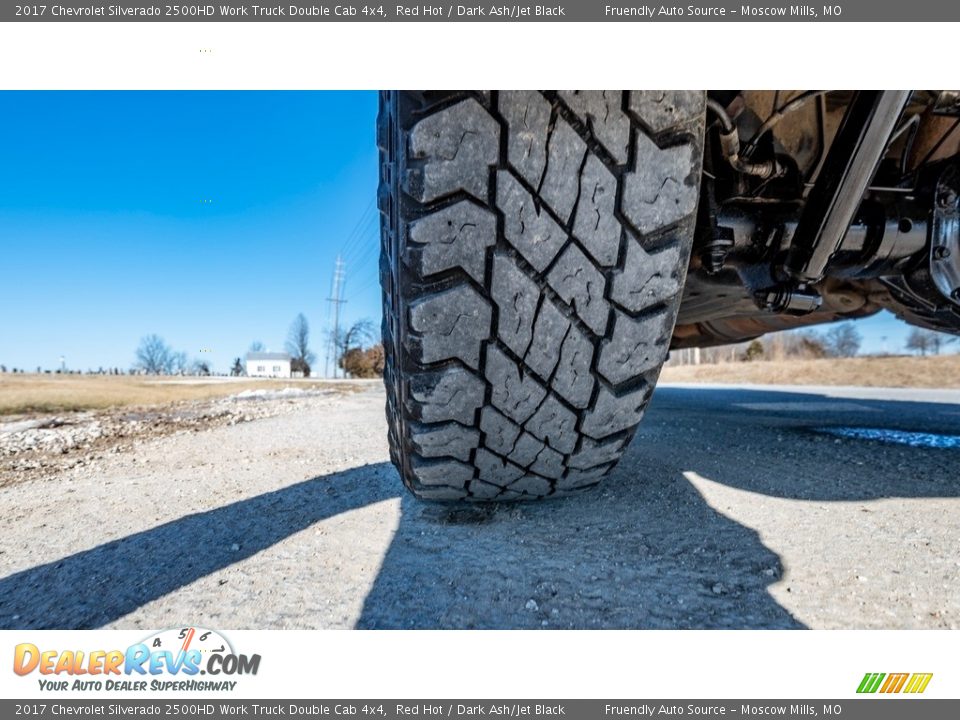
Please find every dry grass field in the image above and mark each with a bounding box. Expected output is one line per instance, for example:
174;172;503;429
0;374;364;416
660;354;960;388
3;355;958;417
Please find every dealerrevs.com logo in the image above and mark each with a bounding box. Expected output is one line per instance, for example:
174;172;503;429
857;672;933;694
13;627;261;692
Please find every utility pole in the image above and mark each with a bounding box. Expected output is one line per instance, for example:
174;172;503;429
325;255;347;378
323;260;336;378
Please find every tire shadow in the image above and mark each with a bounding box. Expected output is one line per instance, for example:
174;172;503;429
355;386;960;628
355;441;802;629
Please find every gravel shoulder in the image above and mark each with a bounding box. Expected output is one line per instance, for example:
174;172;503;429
0;385;364;487
1;383;958;630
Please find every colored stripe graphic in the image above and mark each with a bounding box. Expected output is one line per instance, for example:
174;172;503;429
857;673;885;693
904;673;934;694
881;673;909;693
857;672;933;694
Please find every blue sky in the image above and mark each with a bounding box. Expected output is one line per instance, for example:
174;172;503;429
0;91;947;373
0;91;381;374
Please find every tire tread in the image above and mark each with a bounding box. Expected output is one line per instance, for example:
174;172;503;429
380;90;705;501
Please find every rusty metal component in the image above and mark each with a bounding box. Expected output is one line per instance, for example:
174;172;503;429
671;301;880;350
933;91;960;116
908;114;960;170
930;166;960;306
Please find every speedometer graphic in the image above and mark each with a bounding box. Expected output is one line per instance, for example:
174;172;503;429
141;627;234;658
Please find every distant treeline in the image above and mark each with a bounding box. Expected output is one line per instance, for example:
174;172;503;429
667;324;957;366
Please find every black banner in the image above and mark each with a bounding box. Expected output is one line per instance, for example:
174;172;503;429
2;1;957;23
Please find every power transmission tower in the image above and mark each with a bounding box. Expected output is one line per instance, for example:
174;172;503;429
325;255;347;378
323;260;336;378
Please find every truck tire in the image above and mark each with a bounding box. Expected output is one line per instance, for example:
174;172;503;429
379;91;705;501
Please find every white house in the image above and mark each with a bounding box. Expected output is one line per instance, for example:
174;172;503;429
245;352;292;378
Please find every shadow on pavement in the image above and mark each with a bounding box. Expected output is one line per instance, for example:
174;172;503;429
644;386;960;502
0;464;395;629
1;448;798;629
5;385;957;630
356;449;802;629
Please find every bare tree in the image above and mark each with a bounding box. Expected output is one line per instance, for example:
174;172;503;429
906;328;933;355
170;351;189;375
926;330;956;355
824;323;862;358
332;318;375;358
230;358;244;376
248;341;265;353
906;328;939;356
135;334;173;374
343;318;376;352
324;319;377;377
285;313;316;376
332;319;378;377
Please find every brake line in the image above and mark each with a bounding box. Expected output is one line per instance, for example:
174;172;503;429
705;98;786;180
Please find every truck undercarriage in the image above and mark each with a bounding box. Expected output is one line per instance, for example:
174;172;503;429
674;90;960;349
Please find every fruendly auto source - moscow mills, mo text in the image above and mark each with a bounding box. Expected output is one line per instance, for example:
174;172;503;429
605;5;832;17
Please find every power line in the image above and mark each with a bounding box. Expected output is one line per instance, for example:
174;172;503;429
339;198;374;252
341;219;379;271
347;224;381;270
322;199;380;377
347;275;381;303
338;199;376;264
340;218;382;304
345;237;383;301
324;254;347;378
